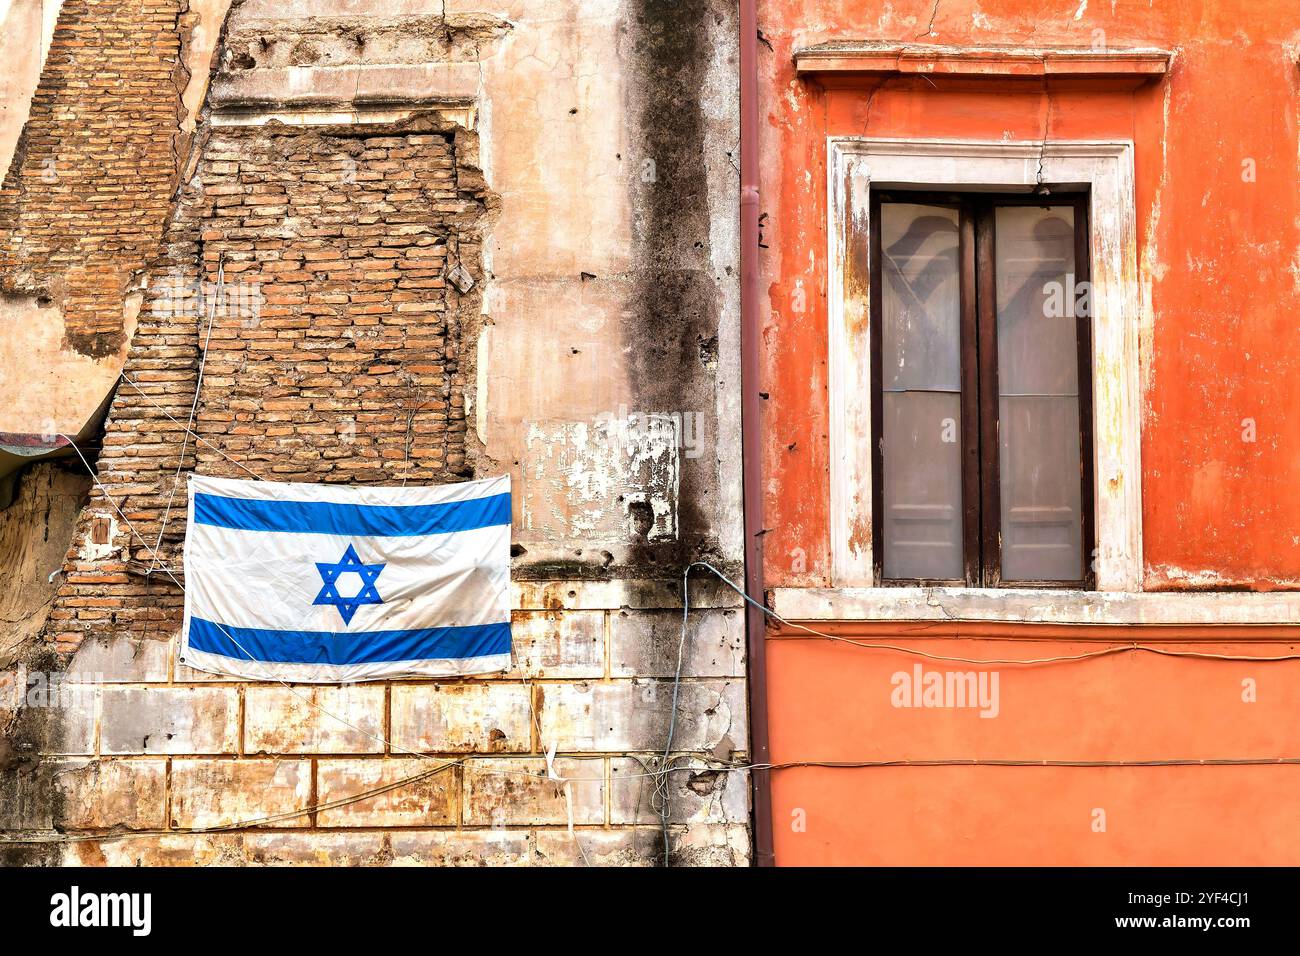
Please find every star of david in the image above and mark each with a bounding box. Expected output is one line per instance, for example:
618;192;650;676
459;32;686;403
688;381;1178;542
313;543;385;625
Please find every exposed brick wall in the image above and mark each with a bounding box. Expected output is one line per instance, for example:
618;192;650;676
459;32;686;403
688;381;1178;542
0;0;189;357
43;116;482;651
184;122;477;484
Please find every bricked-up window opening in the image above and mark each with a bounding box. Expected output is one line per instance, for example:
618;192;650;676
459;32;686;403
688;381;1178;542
870;191;1095;589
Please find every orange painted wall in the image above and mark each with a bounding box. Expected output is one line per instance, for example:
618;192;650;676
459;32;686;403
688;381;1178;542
757;0;1300;864
767;630;1300;864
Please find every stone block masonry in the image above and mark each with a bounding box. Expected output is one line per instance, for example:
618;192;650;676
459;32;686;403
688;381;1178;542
3;588;749;865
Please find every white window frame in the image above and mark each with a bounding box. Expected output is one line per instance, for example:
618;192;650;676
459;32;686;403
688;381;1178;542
827;138;1142;593
789;136;1300;625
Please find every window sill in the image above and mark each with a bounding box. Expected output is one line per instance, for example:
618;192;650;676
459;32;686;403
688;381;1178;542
768;586;1300;628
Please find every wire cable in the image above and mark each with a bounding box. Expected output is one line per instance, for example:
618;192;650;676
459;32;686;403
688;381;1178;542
38;437;598;862
147;256;224;575
686;561;1300;665
20;442;1300;858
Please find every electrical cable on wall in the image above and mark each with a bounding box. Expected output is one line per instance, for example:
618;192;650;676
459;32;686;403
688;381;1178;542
10;434;1298;858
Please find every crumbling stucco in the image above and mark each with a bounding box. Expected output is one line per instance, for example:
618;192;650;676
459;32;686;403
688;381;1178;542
0;0;65;181
474;0;743;579
0;463;89;668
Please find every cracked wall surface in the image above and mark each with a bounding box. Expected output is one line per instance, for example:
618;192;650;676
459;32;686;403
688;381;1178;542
757;0;1300;866
0;0;231;481
0;0;188;359
0;464;90;667
0;0;65;181
1;0;747;867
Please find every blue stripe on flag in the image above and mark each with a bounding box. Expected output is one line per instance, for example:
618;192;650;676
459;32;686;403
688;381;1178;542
187;617;510;665
193;490;511;536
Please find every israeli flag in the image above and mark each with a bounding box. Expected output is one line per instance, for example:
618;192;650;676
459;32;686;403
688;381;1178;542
180;474;512;682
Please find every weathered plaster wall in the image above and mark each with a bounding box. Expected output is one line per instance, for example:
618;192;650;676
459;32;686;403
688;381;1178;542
757;0;1300;865
0;463;90;667
476;0;744;577
760;0;1300;590
0;294;139;438
0;0;233;471
2;0;746;866
0;0;190;358
0;0;65;181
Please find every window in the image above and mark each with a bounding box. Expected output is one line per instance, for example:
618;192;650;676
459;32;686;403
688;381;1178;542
870;190;1094;588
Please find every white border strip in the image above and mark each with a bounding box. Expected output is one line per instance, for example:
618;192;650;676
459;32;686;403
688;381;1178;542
771;586;1300;627
180;647;511;683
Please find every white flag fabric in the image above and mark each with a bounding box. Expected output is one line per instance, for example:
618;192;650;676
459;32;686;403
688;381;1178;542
180;474;512;682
